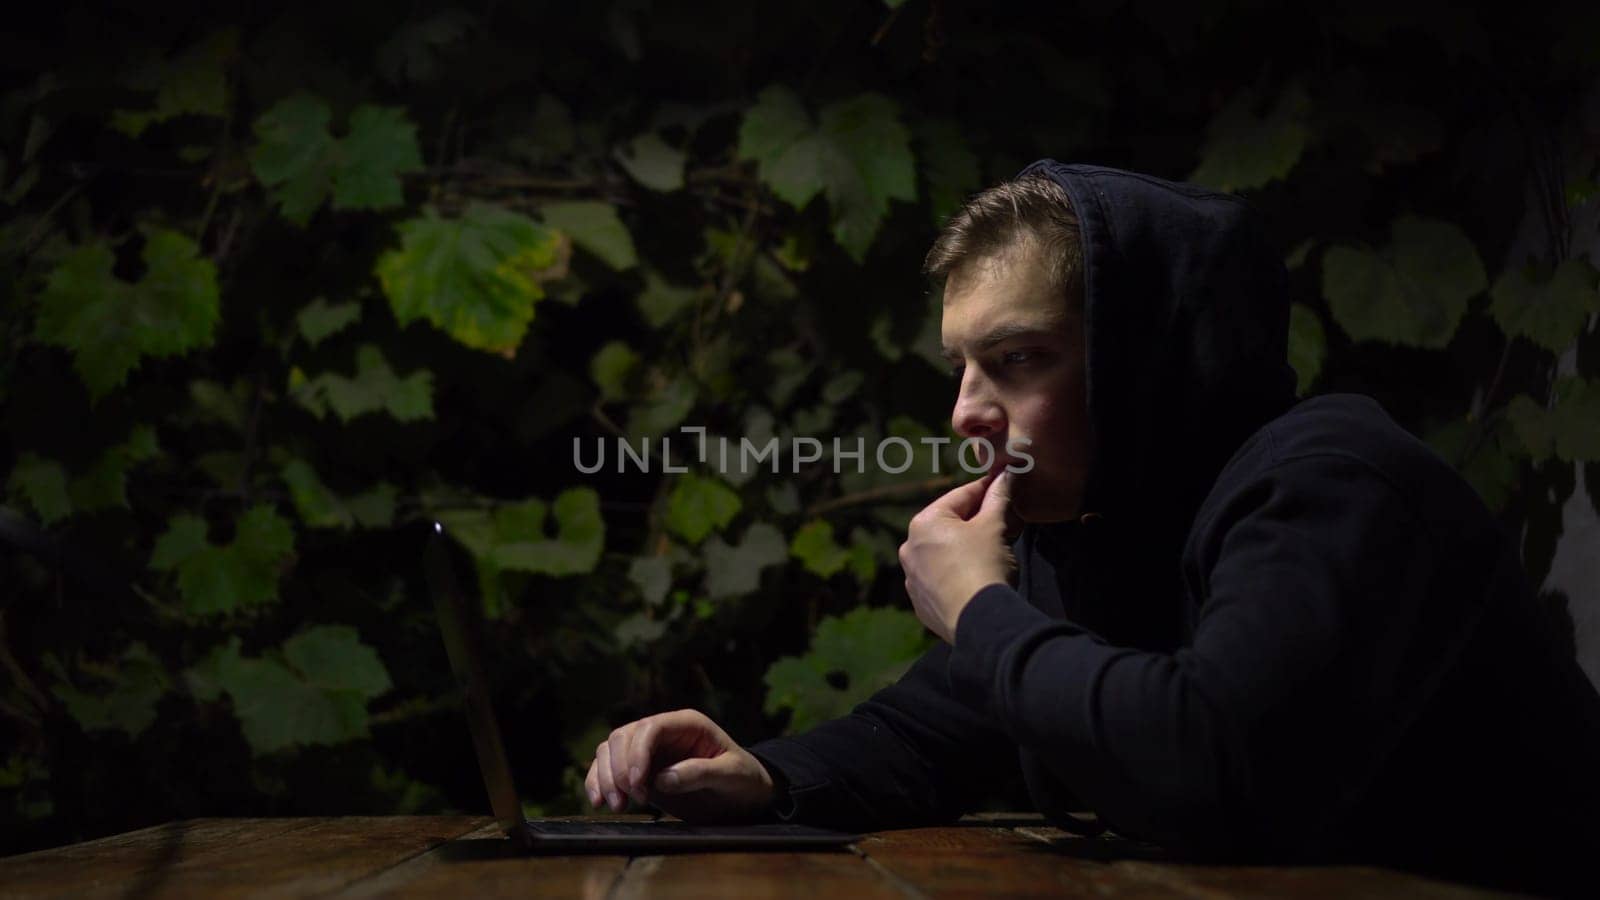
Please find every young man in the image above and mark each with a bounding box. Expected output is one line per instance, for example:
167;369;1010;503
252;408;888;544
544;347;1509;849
585;161;1600;893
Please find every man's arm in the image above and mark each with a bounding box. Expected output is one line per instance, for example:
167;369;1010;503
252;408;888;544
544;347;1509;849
944;455;1493;854
748;637;1023;832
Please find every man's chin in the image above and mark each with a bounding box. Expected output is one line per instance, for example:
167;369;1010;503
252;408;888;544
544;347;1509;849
1011;490;1080;525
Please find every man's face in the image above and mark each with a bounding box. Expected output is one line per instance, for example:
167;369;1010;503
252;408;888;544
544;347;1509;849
940;240;1092;523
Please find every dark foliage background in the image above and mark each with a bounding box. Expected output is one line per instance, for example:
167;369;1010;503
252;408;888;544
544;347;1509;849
3;0;1598;856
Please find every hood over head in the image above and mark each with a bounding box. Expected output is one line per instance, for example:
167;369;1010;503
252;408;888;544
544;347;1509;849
1010;160;1298;645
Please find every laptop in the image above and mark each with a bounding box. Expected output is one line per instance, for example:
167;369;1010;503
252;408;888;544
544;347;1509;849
424;520;861;851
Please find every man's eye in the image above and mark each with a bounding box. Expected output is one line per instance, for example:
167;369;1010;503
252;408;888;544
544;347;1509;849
1002;350;1032;365
949;363;966;378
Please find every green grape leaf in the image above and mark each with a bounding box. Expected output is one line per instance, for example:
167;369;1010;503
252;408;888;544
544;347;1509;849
738;87;915;261
433;489;604;616
635;269;700;328
34;229;221;399
626;375;697;442
68;425;160;512
847;528;895;583
788;520;879;582
765;347;814;410
1287;302;1327;396
737;86;822;208
281;625;393;698
1188;85;1311;192
816;94;916;261
186;629;389;756
763;606;931;733
590;341;641;402
432;507;497;558
701;225;798;304
334;105;424;211
492;488;606;576
1505;397;1553;463
376;203;563;355
281;459;352;529
149;513;209;570
8;427;159;525
1489;258;1600;354
148;505;296;616
766;482;800;515
702;522;787;599
614;132;685;192
1425;418;1522;512
1506;378;1600;464
1322;217;1485;349
52;644;169;738
665;473;741;544
1390;218;1489;321
201;648;349;755
836;416;947;494
701;224;757;275
8;455;71;526
110;30;238;137
186;379;250;431
436;489;604;574
249;95;337;225
628;555;672;607
296;297;362;347
345;484;397;529
250;94;423;225
789;519;851;578
614;613;668;649
917;118;981;225
291;345;434;423
822;370;864;405
540;201;637;270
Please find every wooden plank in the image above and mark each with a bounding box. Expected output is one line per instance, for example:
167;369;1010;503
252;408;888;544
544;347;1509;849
0;818;316;899
1103;859;1515;900
2;814;1529;900
335;821;629;899
347;814;900;900
0;817;488;899
609;850;905;900
1014;826;1517;899
858;825;1186;899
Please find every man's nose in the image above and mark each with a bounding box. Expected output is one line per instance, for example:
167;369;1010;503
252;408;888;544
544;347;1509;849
951;370;1005;439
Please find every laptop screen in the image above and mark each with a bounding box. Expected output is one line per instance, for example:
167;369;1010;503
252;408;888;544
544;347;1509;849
424;522;528;840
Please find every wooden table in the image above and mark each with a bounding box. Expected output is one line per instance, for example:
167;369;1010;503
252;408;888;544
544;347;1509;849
0;814;1516;898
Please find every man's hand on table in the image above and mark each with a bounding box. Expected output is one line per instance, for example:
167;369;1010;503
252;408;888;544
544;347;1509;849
900;469;1019;644
584;708;775;821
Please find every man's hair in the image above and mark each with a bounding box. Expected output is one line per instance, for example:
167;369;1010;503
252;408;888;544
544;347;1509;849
922;174;1083;315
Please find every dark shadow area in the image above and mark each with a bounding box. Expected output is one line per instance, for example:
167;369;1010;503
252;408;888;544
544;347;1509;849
429;836;528;863
1009;830;1590;899
119;820;188;900
1012;833;1174;864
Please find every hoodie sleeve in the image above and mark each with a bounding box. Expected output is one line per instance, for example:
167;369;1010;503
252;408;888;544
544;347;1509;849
746;638;1023;831
946;453;1458;853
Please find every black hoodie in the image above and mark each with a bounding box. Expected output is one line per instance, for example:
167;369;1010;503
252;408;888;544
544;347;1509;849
749;161;1600;895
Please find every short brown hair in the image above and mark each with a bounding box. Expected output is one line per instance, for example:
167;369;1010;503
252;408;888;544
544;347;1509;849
922;174;1083;314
